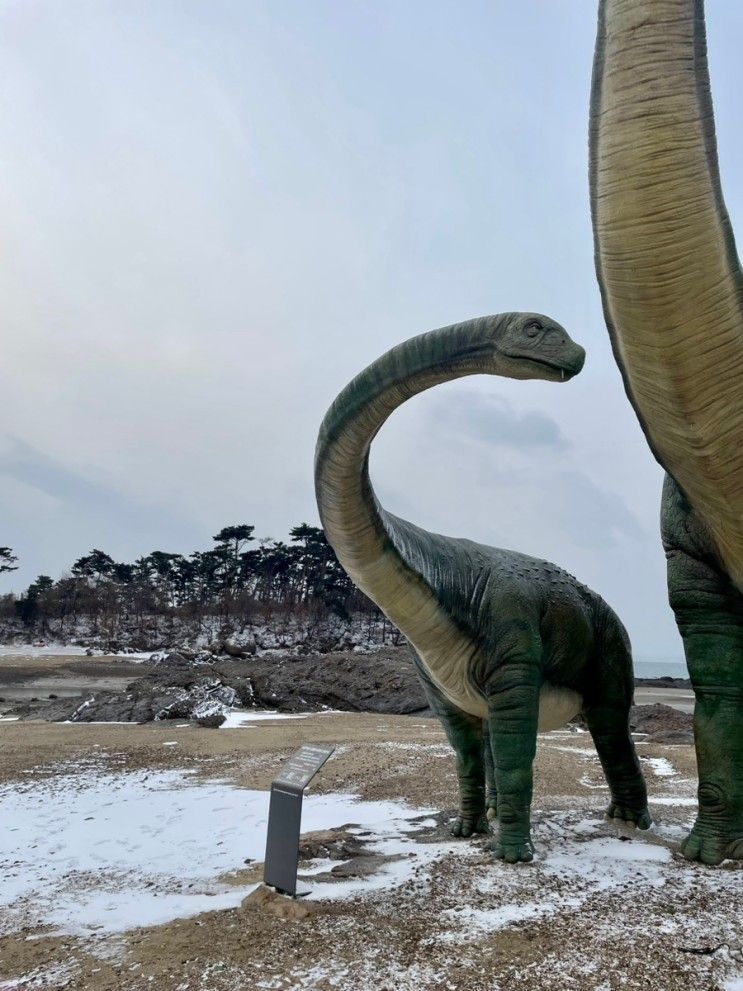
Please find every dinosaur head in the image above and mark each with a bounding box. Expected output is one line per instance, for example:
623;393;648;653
492;312;586;382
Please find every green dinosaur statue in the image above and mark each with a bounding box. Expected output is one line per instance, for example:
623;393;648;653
590;0;743;864
315;313;651;862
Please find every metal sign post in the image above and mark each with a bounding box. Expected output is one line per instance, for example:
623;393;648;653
263;743;335;896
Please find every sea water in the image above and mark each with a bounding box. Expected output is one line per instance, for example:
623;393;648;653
634;657;687;680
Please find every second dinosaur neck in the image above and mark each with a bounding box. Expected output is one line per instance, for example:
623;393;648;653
590;0;743;587
314;317;505;602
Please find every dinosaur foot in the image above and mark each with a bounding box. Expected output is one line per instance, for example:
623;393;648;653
490;834;534;864
450;812;490;838
680;783;743;865
680;824;743;866
605;802;652;830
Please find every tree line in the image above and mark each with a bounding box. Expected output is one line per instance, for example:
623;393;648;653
0;525;376;630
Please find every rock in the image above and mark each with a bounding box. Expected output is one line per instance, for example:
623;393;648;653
85;648;94;656
193;650;216;666
650;729;694;744
193;700;227;728
223;640;248;659
151;652;188;667
5;647;431;723
635;675;691;689
630;703;693;743
242;884;317;920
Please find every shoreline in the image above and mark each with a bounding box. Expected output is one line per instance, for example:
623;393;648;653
0;650;696;720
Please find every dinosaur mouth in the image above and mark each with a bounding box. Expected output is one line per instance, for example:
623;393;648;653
519;356;583;381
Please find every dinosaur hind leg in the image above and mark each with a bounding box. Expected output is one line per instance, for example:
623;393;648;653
583;617;651;830
482;719;498;819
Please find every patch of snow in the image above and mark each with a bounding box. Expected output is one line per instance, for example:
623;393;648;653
438;829;674;942
440;900;560;937
544;745;598;758
0;766;437;935
219;710;329;727
373;742;452;757
61;721;138;726
643;756;677;778
545;835;670;874
579;775;608;790
0;962;78;989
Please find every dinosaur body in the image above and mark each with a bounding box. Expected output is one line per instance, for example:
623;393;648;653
315;313;650;861
591;0;743;863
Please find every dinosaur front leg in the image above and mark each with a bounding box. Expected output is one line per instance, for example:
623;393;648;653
442;707;490;838
486;664;540;863
411;652;488;836
664;478;743;864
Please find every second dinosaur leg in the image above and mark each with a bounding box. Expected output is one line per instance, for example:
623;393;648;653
667;559;743;864
663;475;743;865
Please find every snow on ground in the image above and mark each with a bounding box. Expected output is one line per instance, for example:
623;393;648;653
219;710;318;728
0;962;79;990
0;762;441;936
1;725;742;991
0;748;724;943
642;756;678;778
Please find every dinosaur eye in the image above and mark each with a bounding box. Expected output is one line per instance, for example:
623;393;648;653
525;321;542;337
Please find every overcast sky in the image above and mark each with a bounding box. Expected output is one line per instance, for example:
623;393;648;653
2;0;743;659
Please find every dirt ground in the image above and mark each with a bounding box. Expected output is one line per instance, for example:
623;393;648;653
1;691;742;991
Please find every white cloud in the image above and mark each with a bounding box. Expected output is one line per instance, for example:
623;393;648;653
2;0;738;662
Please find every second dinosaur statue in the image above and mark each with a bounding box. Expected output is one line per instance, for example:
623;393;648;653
315;313;650;862
590;0;743;864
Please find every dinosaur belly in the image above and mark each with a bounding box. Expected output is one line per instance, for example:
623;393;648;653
419;644;583;732
537;685;583;732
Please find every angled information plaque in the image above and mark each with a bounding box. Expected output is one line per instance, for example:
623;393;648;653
263;744;335;896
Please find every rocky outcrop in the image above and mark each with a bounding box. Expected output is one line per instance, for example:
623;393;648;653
5;650;697;736
7;675;242;725
630;703;693;744
6;647;430;723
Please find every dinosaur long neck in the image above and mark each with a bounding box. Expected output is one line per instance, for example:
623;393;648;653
315;317;501;628
590;0;743;588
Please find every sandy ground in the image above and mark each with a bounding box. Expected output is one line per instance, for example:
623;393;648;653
1;693;741;991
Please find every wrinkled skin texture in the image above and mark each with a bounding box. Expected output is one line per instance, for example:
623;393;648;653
315;313;650;862
590;0;743;864
412;573;651;863
662;477;743;863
